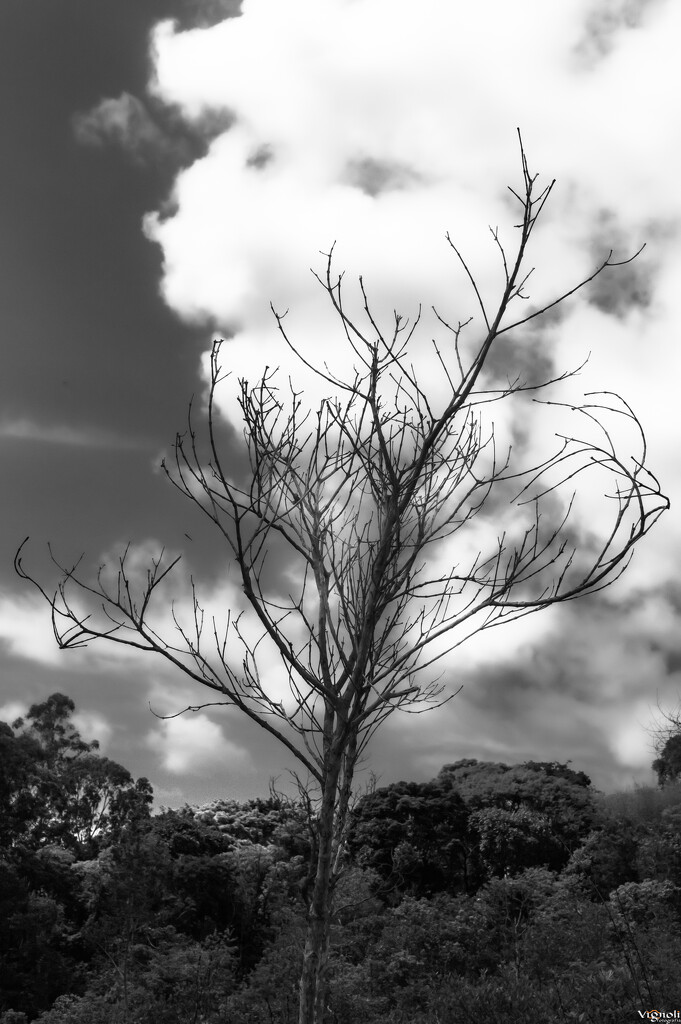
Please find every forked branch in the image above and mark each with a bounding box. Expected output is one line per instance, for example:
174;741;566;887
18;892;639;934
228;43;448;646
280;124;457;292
16;137;667;798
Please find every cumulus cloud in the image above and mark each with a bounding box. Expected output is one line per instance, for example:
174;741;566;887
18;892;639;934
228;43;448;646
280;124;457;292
6;530;302;731
3;539;184;674
73;709;113;750
67;0;681;789
0;700;27;725
0;592;66;667
0;584;149;673
140;0;680;484
146;711;252;775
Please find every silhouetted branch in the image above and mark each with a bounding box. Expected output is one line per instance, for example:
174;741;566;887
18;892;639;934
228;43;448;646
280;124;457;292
16;136;668;1024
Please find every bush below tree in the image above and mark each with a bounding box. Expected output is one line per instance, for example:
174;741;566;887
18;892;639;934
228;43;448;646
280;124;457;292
2;695;681;1023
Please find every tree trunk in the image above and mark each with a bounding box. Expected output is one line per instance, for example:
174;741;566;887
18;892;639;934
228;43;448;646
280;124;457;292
298;760;341;1024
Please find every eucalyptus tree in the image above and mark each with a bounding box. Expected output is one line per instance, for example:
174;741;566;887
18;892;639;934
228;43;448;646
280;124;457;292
17;141;667;1024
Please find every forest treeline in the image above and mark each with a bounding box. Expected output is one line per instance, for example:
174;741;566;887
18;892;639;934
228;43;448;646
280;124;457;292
2;693;681;1023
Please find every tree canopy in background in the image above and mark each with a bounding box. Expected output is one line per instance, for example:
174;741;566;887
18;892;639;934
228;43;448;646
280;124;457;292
1;693;152;856
3;692;681;1023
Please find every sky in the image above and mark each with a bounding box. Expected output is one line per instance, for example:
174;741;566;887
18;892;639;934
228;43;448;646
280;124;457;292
0;0;679;808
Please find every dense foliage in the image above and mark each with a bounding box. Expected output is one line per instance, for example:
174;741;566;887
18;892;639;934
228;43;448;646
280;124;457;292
2;694;681;1023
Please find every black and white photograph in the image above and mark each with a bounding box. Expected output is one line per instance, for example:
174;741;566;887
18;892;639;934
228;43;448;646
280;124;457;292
0;1;679;1020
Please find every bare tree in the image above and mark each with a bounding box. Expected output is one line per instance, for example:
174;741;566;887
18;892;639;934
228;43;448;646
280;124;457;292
17;140;668;1024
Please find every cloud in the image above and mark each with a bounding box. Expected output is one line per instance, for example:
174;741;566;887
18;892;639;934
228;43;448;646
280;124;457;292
0;417;148;449
146;711;252;775
372;584;681;791
6;531;300;728
72;92;229;169
465;588;681;778
74;93;177;164
3;539;185;673
575;0;665;63
173;0;243;30
56;0;681;793
72;709;113;750
140;0;681;475
0;592;66;667
0;584;150;672
0;700;27;726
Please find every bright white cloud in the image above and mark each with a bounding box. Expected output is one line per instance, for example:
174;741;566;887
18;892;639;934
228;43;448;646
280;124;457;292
145;0;681;299
73;709;113;750
609;701;659;770
81;0;681;788
0;592;66;667
0;700;27;725
2;540;184;673
143;0;679;502
5;533;300;727
147;711;252;774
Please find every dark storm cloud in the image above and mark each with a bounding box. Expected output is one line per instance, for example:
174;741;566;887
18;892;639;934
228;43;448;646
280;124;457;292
579;208;673;319
483;318;559;391
475;266;568;392
662;651;681;676
345;157;421;198
73;93;195;168
586;263;653;318
587;252;654;318
0;0;250;618
457;613;621;719
574;0;666;64
0;0;213;449
454;580;681;724
527;586;681;713
246;144;275;170
382;580;681;792
73;93;233;170
369;673;612;792
0;0;244;806
462;661;548;717
171;0;243;30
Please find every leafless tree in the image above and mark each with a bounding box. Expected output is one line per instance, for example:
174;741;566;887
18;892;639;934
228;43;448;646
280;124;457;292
17;138;668;1024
